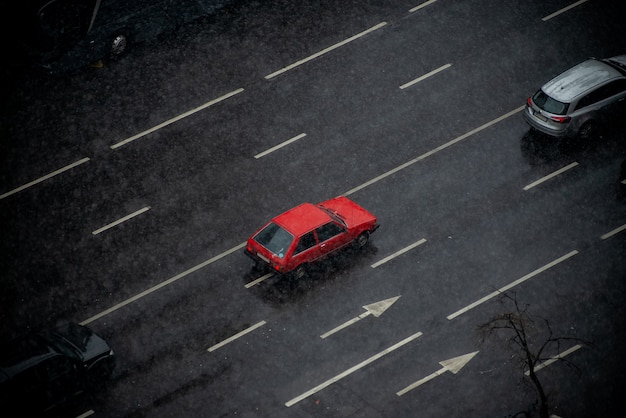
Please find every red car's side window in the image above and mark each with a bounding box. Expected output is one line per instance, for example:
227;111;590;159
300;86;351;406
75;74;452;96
316;222;345;242
294;231;317;255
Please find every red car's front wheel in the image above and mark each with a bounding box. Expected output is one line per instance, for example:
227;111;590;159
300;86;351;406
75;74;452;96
355;232;370;249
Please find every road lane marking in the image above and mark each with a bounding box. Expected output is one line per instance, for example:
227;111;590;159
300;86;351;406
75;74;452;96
371;238;427;268
601;224;626;240
254;133;307;159
542;0;589;21
245;272;275;288
447;250;578;320
285;331;423;407
400;64;451;89
80;242;247;325
409;0;439;13
522;162;578;190
396;351;479;396
76;410;95;418
0;157;90;200
264;22;387;80
92;206;151;235
208;320;267;352
525;344;582;375
110;88;245;149
343;106;525;196
320;296;400;339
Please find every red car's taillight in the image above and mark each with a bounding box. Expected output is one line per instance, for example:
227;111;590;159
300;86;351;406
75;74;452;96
549;115;571;123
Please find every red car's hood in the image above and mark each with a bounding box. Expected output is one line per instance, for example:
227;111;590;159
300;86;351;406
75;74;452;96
318;196;377;228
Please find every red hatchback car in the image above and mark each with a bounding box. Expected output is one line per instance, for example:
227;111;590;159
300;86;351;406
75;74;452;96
245;196;379;279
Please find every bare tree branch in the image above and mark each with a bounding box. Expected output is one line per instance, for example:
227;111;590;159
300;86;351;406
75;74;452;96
476;291;590;418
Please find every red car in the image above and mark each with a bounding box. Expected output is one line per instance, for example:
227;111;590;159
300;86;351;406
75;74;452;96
245;196;379;279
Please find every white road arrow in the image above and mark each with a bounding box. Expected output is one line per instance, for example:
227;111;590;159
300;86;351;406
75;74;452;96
396;351;479;396
320;296;400;339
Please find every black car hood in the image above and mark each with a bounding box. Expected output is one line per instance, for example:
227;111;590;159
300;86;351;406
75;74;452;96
47;323;112;363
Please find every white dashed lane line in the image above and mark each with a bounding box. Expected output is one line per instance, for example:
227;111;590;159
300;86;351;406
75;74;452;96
409;0;439;13
207;320;267;352
110;88;245;149
399;64;451;90
285;331;423;407
371;238;427;268
522;162;579;191
245;272;275;288
92;206;151;235
542;0;590;21
447;250;579;320
80;242;247;325
0;157;90;200
526;344;583;375
264;22;387;80
254;133;307;159
601;224;626;240
343;106;524;196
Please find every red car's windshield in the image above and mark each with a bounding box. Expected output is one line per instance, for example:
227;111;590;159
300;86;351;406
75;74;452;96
317;205;347;228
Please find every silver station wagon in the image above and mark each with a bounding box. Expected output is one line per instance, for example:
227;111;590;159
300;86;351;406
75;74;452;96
524;55;626;140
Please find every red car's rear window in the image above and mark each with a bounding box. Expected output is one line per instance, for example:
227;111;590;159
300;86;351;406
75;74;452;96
253;222;294;258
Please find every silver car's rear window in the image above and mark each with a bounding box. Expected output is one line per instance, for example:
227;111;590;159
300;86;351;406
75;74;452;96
533;90;569;115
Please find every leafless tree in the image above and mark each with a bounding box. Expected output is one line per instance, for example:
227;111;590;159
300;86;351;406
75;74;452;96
477;292;590;418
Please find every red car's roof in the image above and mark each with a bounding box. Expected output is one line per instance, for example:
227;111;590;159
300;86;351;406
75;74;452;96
272;203;331;236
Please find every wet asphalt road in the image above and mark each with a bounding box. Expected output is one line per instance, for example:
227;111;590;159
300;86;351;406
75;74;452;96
1;0;626;417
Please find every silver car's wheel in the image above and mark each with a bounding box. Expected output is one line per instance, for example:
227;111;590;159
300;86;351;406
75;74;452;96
578;121;599;141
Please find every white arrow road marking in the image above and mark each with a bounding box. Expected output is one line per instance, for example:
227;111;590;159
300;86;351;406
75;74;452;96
320;296;401;339
207;320;267;352
525;344;583;375
396;351;479;396
285;331;423;407
371;239;426;268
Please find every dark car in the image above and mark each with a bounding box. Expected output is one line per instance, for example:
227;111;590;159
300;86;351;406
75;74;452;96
245;196;379;279
0;323;116;414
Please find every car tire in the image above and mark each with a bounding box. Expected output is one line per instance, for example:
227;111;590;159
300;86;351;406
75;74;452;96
109;32;129;58
578;121;601;142
355;232;370;249
292;264;307;280
87;356;116;386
